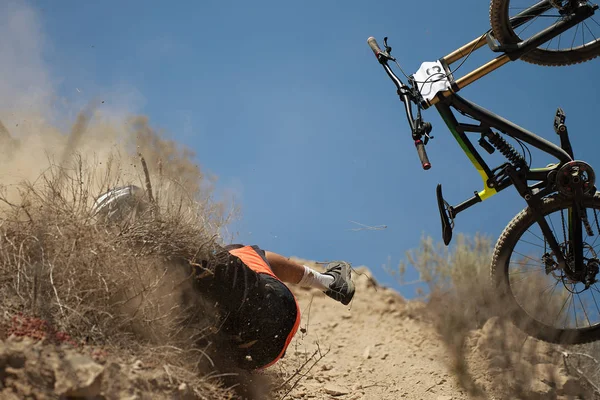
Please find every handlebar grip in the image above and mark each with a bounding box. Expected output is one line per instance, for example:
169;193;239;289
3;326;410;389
367;36;383;57
415;140;431;170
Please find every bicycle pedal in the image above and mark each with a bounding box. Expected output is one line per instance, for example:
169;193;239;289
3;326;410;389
436;184;454;246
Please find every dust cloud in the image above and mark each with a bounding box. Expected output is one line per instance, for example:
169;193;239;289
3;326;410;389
0;1;208;208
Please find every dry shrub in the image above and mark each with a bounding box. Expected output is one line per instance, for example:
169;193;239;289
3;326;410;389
0;152;237;395
398;234;496;328
0;100;254;397
397;233;594;398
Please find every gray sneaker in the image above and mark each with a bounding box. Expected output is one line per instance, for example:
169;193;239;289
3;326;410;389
323;261;355;305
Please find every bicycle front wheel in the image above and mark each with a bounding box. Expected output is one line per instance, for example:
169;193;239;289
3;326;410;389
490;0;600;66
492;193;600;344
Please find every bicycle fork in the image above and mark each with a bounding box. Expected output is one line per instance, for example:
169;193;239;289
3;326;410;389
505;165;570;273
507;164;594;286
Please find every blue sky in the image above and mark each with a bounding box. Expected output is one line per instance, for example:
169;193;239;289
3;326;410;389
6;0;600;297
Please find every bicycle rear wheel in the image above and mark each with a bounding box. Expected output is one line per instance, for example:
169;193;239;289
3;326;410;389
492;193;600;344
490;0;600;66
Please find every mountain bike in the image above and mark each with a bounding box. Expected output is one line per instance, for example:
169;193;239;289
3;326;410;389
367;0;600;345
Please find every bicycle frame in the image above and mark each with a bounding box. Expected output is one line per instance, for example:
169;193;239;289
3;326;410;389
434;94;570;210
369;0;599;274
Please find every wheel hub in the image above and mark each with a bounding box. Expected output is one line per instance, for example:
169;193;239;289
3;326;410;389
550;0;592;14
543;242;600;290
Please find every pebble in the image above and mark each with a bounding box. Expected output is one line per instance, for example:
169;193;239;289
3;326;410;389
323;384;349;396
363;346;371;359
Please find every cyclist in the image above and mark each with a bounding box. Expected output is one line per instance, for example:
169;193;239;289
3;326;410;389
92;185;355;369
198;243;354;369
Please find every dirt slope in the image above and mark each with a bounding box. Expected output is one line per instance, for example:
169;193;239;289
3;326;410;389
0;259;594;399
272;259;593;400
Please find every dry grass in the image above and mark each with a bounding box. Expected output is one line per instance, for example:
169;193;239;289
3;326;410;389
0;106;258;398
396;233;597;399
0;154;238;397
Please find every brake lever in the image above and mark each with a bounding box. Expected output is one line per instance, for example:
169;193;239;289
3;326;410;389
378;37;396;61
383;37;392;54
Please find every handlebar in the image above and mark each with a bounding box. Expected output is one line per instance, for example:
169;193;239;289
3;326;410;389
367;36;433;170
367;36;383;57
415;139;431;170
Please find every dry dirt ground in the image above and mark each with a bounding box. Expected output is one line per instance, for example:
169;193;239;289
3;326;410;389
0;259;595;400
270;259;595;400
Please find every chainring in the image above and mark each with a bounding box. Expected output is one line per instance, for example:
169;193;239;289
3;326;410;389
556;161;596;198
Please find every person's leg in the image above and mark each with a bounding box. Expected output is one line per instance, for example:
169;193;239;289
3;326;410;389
264;251;355;305
265;251;333;290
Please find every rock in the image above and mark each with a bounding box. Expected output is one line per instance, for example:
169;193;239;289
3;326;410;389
323;384;349;396
320;364;333;371
54;353;104;398
525;378;556;399
488;355;510;369
132;359;144;370
362;346;371;360
558;376;587;397
177;382;196;400
436;396;453;400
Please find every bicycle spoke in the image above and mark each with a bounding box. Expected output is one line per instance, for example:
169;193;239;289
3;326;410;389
572;294;578;329
558;26;563;50
571;23;580;50
548;214;559;241
584;22;598;42
540;281;561;321
512;250;545;264
525;226;547;244
518;14;543;36
541;281;560;295
511;273;543;284
546;35;556;49
577;292;591;327
554;293;570;328
517;237;547;249
509;263;545;271
590;288;600;316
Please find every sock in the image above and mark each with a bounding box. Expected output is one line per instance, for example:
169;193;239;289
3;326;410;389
298;265;334;291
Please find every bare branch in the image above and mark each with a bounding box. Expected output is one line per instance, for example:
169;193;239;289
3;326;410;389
347;220;387;231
